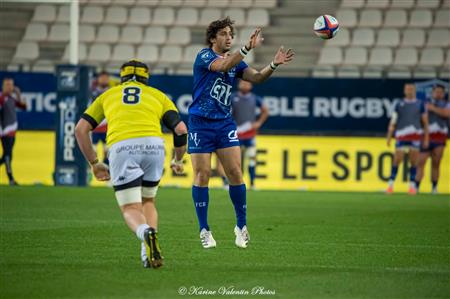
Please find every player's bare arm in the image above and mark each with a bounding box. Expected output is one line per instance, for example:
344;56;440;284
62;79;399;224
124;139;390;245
253;104;269;130
242;46;295;84
75;118;110;181
421;113;429;149
210;28;263;73
427;103;450;118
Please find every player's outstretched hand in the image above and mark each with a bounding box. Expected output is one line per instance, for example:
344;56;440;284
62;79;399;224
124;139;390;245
273;46;295;66
246;27;264;50
171;159;184;175
92;163;110;181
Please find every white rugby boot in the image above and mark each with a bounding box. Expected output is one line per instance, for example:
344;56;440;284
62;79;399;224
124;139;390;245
199;228;216;249
234;225;250;248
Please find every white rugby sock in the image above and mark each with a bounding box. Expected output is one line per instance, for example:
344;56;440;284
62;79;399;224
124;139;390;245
136;223;150;242
141;242;147;261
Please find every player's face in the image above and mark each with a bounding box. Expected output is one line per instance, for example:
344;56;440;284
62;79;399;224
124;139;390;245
212;27;233;53
238;80;253;93
432;87;445;100
2;79;14;95
404;84;416;99
97;74;109;88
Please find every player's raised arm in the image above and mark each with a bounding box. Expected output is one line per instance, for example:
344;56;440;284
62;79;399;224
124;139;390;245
242;46;295;84
210;24;263;72
386;107;398;147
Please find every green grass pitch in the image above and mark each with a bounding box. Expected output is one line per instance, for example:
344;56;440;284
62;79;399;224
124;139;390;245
1;186;449;299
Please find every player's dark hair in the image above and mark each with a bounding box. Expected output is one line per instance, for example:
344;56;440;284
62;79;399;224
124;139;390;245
433;84;445;90
2;77;14;83
206;17;235;47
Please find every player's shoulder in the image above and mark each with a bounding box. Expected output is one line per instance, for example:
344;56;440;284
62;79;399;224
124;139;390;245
195;48;216;62
141;84;168;99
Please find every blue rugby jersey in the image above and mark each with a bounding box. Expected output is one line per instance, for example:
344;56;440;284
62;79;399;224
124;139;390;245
189;48;248;120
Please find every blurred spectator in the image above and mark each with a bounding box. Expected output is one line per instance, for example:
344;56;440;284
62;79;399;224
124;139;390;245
415;84;450;194
90;71;110;165
231;80;269;189
0;77;27;185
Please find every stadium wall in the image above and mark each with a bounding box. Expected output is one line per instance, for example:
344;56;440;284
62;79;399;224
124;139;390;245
2;72;448;135
1;131;449;194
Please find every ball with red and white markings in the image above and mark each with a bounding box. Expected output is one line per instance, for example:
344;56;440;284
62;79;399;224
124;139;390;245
313;15;339;39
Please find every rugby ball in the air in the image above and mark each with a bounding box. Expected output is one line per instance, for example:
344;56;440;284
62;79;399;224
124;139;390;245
314;15;339;39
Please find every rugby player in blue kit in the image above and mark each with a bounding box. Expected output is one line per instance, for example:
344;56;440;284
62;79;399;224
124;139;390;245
188;17;294;249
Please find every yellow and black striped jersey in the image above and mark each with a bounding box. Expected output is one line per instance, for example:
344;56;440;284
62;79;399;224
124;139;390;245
82;80;177;146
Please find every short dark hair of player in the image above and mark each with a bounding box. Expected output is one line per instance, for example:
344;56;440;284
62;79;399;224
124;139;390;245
206;16;235;47
433;84;445;91
119;60;149;84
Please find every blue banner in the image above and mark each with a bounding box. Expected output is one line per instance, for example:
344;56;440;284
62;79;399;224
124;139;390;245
1;71;447;135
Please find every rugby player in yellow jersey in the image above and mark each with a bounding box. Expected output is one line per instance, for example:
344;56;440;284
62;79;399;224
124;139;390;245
75;60;187;268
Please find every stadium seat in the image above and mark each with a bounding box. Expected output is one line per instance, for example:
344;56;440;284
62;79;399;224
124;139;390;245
31;60;54;73
48;24;70;42
120;26;143;44
341;0;365;8
253;0;277;8
80;0;111;5
111;44;135;62
401;29;426;47
408;10;433;28
152;7;175;26
81;6;104;24
62;43;87;61
393;48;418;66
184;0;207;7
23;23;47;41
365;0;390;8
359;10;382;27
183;44;204;63
87;44;111;62
56;5;70;23
318;47;343;65
419;48;444;66
387;67;411;78
229;0;252;8
362;67;383;78
336;66;361;78
79;25;96;43
368;47;393;66
389;0;414;8
336;9;358;28
343;47;368;66
32;5;56;23
136;44;158;63
247;9;270;27
13;42;39;61
128;7;151;25
110;0;135;5
163;0;184;6
104;7;128;25
206;0;229;7
167;27;191;45
199;8;222;26
351;28;375;46
384;10;407;27
135;0;159;6
159;45;182;63
427;29;450;47
175;8;199;26
413;68;437;78
312;66;335;78
224;8;246;26
376;28;400;47
143;26;167;44
325;28;350;46
434;11;450;28
416;0;440;8
96;25;120;43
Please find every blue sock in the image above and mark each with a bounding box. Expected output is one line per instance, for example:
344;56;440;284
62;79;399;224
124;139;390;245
416;180;421;191
248;165;256;186
432;180;438;189
409;167;417;183
389;166;398;181
192;186;209;231
229;184;247;229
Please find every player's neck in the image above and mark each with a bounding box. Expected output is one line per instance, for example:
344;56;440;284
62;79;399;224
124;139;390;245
211;46;227;56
